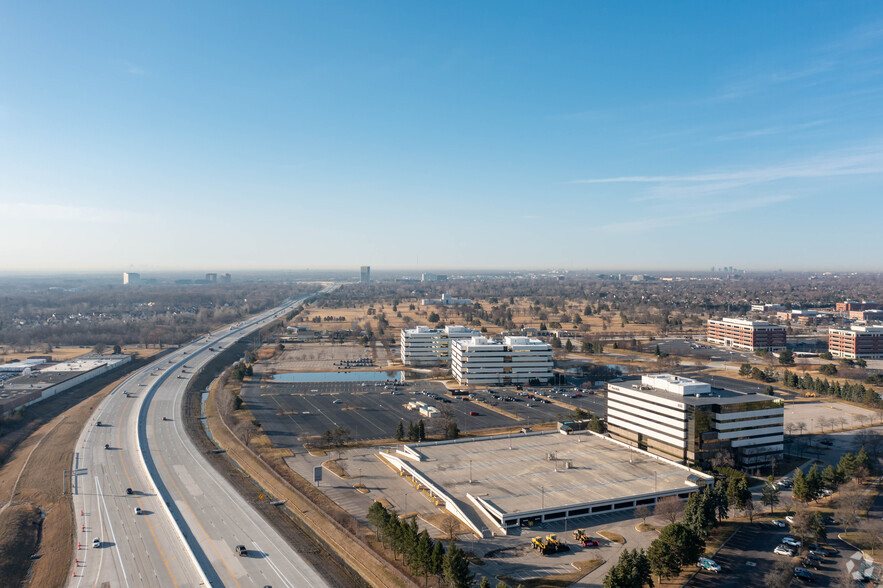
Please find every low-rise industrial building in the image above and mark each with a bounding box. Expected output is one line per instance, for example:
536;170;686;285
378;430;714;537
607;374;784;470
848;309;883;322
707;318;786;351
829;326;883;360
400;325;481;366
450;336;553;385
0;355;132;416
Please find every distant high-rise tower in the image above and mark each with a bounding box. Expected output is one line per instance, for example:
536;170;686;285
360;266;371;283
219;273;232;283
205;273;218;283
123;272;140;285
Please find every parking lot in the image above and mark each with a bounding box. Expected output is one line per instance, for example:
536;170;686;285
243;374;613;448
687;521;852;587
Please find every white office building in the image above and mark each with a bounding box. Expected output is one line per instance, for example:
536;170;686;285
606;374;784;470
400;325;481;366
450;336;553;385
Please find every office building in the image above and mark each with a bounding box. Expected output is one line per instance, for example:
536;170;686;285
828;326;883;360
750;303;784;313
848;309;883;322
421;273;448;282
706;318;786;351
836;301;878;313
123;272;140;285
607;374;784;469
205;273;218;283
219;273;232;283
421;293;473;306
399;325;481;366
360;266;370;283
775;309;820;324
449;336;553;385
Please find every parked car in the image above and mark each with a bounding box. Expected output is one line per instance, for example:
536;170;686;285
235;545;247;556
786;515;795;523
92;537;100;548
134;507;142;515
771;519;787;528
783;536;802;547
803;557;821;569
775;545;796;556
126;488;133;495
698;557;721;573
794;567;815;582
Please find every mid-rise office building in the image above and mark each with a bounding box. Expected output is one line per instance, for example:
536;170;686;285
750;303;784;313
607;374;784;469
360;266;371;283
205;273;218;283
836;300;878;313
450;336;553;385
706;318;786;351
219;273;232;283
828;326;883;360
848;309;883;322
123;272;140;285
421;293;473;306
399;325;481;366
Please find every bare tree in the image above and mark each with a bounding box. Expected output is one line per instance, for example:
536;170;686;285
836;416;848;431
764;559;794;588
796;421;807;436
711;449;735;469
634;504;652;525
440;515;459;542
860;518;883;558
654;496;684;525
818;417;832;433
836;481;872;533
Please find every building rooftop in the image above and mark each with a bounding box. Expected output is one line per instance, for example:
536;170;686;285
609;376;775;406
405;431;711;519
713;317;780;327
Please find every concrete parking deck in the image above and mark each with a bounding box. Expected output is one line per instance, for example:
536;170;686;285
387;431;713;535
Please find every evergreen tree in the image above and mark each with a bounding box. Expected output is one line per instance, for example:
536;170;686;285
857;446;872;474
413;530;434;581
442;542;473;588
480;578;491;588
805;464;822;501
821;465;840;491
648;523;702;582
792;468;810;502
683;488;716;539
431;541;445;578
839;452;857;479
395;421;404;441
408;421;417;442
603;548;654;588
418;419;426;441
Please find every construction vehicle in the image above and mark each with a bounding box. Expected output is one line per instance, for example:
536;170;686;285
572;529;600;547
531;534;570;555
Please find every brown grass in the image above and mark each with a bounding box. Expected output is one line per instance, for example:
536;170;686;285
0;374;122;588
497;558;604;588
418;512;473;538
0;503;42;586
636;522;661;532
323;458;350;479
597;530;624;543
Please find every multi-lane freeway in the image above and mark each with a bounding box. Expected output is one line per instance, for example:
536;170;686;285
70;288;335;588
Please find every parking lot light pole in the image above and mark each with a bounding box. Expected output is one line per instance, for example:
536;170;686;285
469;459;473;484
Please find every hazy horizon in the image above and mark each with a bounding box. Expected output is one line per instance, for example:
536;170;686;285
2;3;883;271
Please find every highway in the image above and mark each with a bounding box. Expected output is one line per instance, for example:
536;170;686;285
70;287;335;588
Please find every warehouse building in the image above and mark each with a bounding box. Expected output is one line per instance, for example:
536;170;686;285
378;430;714;537
0;355;132;416
607;374;784;470
449;335;553;385
707;317;786;351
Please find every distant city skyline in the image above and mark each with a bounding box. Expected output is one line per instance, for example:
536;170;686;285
2;2;882;271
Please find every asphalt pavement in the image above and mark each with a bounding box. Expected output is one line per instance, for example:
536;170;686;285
69;292;333;588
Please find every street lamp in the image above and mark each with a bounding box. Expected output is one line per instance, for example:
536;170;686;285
469;459;473;484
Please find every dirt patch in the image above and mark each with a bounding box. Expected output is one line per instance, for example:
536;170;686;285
636;522;661;532
497;558;604;588
0;503;42;586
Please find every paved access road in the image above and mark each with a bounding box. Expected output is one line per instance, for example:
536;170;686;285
70;288;335;588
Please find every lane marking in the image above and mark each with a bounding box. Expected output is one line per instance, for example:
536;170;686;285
95;477;130;588
252;541;296;588
117;382;180;588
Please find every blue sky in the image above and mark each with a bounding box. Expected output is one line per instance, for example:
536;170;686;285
2;2;882;272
